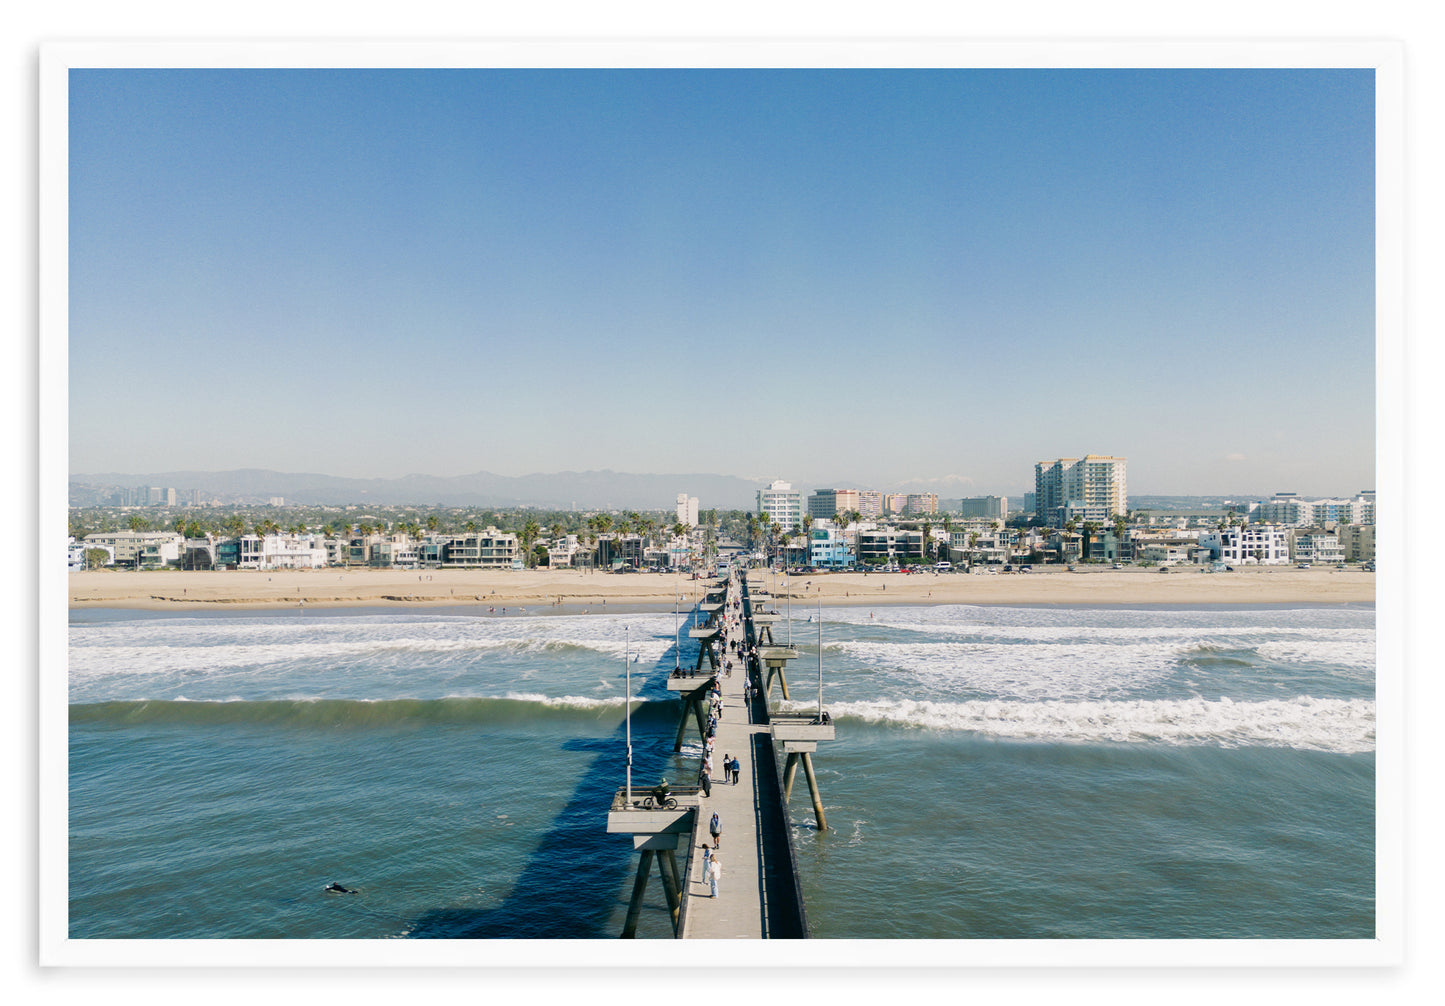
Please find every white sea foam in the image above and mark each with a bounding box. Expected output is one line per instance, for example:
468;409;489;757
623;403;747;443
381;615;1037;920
837;639;1183;699
499;692;642;709
821;695;1375;753
1255;639;1376;671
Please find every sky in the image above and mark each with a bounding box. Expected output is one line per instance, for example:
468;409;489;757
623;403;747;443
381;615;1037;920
66;65;1378;498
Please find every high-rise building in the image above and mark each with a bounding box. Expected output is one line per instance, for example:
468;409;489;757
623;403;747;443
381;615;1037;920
757;480;803;532
959;496;1009;519
903;494;939;516
808;489;861;520
675;493;699;529
855;491;884;518
1034;455;1127;526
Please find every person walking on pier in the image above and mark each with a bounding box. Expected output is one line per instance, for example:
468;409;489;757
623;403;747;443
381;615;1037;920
708;853;721;898
709;811;722;847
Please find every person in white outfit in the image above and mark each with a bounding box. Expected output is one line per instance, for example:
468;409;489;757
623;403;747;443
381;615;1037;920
708;854;721;898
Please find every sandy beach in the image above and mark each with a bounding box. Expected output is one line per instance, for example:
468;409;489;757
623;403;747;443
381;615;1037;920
68;564;1376;610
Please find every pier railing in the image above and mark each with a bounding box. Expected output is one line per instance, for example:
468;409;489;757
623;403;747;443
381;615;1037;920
609;785;703;812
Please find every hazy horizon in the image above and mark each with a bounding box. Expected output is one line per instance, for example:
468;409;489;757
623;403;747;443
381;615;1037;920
68;65;1376;497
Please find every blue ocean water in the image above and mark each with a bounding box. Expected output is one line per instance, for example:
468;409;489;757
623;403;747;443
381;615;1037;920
68;602;1374;939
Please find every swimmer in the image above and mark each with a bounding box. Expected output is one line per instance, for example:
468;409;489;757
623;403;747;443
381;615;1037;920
323;882;357;894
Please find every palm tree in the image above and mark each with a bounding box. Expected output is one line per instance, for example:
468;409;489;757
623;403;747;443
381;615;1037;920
521;518;541;567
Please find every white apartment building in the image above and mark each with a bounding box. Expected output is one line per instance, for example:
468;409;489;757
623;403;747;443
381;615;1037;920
1289;530;1344;564
675;494;699;529
262;533;329;569
757;480;803;532
1198;525;1291;565
1249;492;1376;527
1034;455;1127;526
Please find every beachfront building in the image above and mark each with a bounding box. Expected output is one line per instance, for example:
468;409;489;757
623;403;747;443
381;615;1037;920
945;527;1012;566
807;527;854;569
1289;530;1344;565
262;533;329;569
675;494;699;530
856;528;925;564
1034;455;1128;527
757;480;803;532
179;537;218;570
1138;543;1197;564
808;489;861;521
368;536;419;569
1198;525;1290;565
1336;524;1376;563
958;496;1009;519
431;527;520;568
543;535;580;568
80;530;184;569
68;537;89;571
597;533;644;569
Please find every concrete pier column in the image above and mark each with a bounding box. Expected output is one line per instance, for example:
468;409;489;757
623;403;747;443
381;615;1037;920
801;751;827;831
692;697;708;742
673;704;692;751
621;849;655;938
657;850;682;935
782;751;800;801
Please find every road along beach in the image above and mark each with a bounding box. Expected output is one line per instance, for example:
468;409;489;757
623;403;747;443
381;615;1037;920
68;564;1375;611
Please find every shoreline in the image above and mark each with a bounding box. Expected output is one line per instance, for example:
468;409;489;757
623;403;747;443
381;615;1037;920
69;565;1377;611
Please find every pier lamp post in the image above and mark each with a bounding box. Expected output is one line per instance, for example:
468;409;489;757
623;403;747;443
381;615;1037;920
817;592;823;719
625;625;633;805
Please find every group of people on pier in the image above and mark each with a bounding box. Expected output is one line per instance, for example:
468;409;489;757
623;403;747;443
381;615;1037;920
693;571;758;901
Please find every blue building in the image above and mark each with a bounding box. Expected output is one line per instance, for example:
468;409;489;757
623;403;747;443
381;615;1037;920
809;528;854;569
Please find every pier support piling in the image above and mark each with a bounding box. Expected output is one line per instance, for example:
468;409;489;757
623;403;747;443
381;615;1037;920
621;849;655;939
801;751;827;832
783;751;800;801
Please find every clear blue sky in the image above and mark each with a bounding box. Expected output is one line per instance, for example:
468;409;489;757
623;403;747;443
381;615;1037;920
68;68;1376;497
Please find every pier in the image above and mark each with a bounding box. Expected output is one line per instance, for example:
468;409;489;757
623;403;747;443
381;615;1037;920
607;569;833;938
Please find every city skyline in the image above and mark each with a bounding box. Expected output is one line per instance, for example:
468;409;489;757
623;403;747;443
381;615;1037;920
66;60;1377;497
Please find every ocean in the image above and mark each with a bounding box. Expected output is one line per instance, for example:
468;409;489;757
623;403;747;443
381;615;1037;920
67;600;1375;940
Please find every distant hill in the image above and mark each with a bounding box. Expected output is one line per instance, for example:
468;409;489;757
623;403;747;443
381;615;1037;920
69;469;768;511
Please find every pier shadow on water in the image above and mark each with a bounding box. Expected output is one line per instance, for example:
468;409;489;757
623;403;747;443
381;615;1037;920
404;651;689;939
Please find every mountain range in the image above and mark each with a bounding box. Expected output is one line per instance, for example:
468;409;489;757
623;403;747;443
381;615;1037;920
71;468;786;511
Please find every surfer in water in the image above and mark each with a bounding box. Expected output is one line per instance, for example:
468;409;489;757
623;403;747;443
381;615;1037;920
324;882;358;894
